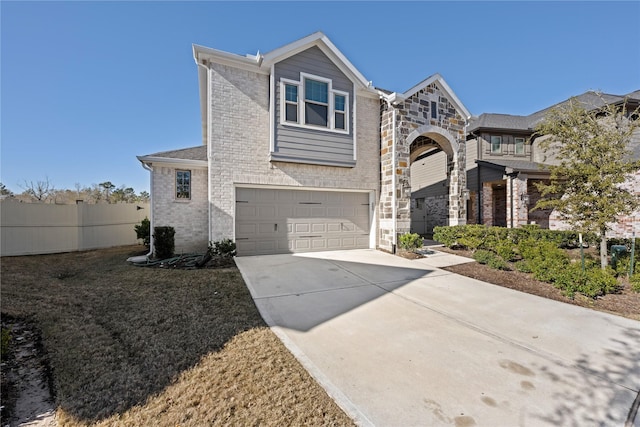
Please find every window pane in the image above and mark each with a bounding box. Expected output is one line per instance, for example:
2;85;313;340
305;79;328;103
431;101;437;119
176;170;191;199
515;138;525;154
335;94;345;111
285;103;298;122
491;136;502;153
305;103;328;126
335;111;345;130
285;84;297;102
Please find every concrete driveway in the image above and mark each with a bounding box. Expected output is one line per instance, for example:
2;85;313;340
235;249;640;427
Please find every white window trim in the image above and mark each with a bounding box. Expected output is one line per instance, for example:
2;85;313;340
490;135;502;154
514;137;525;155
176;169;191;200
279;72;349;135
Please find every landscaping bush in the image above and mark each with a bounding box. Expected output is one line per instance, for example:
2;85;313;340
473;250;509;270
153;226;175;259
208;239;237;258
553;263;619;298
630;274;640;293
134;217;151;248
398;233;423;251
433;225;462;248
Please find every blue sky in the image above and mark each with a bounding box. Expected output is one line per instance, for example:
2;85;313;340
2;1;639;194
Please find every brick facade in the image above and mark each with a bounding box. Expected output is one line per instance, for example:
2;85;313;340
208;63;381;244
152;166;209;252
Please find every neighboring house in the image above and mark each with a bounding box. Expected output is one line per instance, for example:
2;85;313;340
410;90;640;236
137;32;471;255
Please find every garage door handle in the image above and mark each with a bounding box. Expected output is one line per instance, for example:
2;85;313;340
274;224;278;232
300;235;322;238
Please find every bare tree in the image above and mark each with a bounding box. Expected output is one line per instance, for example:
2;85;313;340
20;177;55;203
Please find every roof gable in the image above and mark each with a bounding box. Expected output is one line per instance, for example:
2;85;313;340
262;32;371;90
383;73;471;120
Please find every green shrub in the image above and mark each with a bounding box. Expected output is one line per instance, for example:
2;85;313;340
208;239;237;257
153;226;175;259
514;260;534;273
134;217;151;248
494;240;517;262
473;250;509;270
457;225;487;251
554;263;619;298
630;274;640;293
398;233;423;251
433;225;462;248
473;249;494;265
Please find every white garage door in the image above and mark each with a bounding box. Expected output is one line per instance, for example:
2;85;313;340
235;187;370;256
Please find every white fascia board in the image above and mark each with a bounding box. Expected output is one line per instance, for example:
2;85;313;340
137;156;208;169
401;73;472;120
261;32;371;90
192;44;267;75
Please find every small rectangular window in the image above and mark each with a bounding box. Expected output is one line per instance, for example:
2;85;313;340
515;137;525;155
491;136;502;154
284;84;298;122
176;170;191;199
431;101;437;119
335;94;346;130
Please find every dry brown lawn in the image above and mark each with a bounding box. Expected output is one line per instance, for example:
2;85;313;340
1;246;354;426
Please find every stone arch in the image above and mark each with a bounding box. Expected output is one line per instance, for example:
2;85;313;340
406;125;459;160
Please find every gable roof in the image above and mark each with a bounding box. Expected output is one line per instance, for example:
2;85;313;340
468;89;640;134
378;73;472;121
476;159;549;175
138;145;207;167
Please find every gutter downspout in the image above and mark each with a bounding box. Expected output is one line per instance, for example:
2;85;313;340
141;162;154;258
196;59;213;245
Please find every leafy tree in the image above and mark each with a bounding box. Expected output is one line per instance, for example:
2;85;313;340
533;96;640;269
138;191;150;202
99;181;115;203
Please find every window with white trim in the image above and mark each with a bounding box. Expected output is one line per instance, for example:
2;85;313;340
279;72;349;133
490;136;502;154
176;170;191;199
515;137;525;155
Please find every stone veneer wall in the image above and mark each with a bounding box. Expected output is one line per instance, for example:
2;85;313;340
207;62;380;245
379;83;467;252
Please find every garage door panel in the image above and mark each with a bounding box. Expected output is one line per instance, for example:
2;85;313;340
235;188;370;256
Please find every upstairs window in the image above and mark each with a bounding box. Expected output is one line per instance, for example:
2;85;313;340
176;170;191;199
280;72;349;133
284;84;298;122
305;78;329;126
490;136;502;154
515;137;525;155
431;101;438;119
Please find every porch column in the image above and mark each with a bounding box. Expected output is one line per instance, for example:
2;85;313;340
448;148;467;226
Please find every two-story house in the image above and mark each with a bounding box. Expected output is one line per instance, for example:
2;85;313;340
137;32;472;256
410;90;640;236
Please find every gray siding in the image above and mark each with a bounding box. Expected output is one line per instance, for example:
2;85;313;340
410;151;448;198
273;46;354;167
479;133;531;161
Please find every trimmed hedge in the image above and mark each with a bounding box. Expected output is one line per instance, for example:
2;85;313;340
153;226;175;260
434;224;619;299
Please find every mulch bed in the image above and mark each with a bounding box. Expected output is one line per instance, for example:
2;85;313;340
437;246;640;321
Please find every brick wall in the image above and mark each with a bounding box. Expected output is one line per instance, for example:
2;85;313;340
152;166;209;253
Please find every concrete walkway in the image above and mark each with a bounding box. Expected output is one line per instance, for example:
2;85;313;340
235;249;640;427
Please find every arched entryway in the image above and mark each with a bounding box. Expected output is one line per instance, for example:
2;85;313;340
378;80;469;253
406;125;466;237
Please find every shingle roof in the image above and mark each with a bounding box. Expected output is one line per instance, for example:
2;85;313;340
144;145;207;161
476;159;549;174
469;90;639;134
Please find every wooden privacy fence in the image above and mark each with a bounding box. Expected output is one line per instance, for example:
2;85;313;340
0;200;150;256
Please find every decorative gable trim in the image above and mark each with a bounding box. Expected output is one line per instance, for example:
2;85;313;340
391;73;471;120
